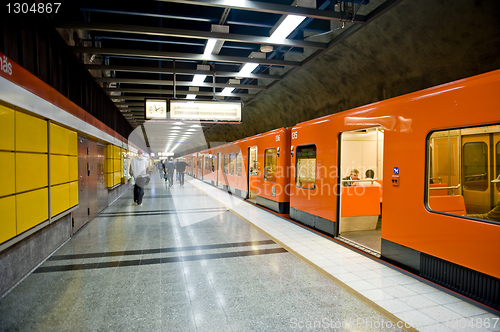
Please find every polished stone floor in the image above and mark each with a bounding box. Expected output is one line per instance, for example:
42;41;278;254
0;175;406;332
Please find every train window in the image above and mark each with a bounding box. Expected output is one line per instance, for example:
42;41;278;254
229;153;235;175
296;145;316;189
236;153;242;177
264;148;277;182
496;142;500;180
463;142;488;191
427;125;500;219
224;154;229;174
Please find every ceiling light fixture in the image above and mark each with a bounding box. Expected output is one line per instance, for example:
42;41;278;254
192;74;206;85
203;39;217;56
186;94;197;99
270;15;306;40
260;45;273;53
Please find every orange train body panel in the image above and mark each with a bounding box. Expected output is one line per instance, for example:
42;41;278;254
290;69;500;279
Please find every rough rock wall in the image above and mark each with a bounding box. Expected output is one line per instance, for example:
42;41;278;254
205;0;500;144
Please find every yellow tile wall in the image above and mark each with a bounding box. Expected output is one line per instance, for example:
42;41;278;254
16;152;48;193
51;183;70;217
16;112;47;153
0;151;15;197
0;196;16;243
51;155;70;185
50;123;69;155
68;130;77;156
69;156;78;181
0;105;15;151
16;188;48;234
69;181;78;207
0;105;79;245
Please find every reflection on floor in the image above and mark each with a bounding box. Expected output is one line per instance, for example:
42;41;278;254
341;229;382;253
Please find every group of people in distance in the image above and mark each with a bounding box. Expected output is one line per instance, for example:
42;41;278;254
160;157;188;187
129;149;189;206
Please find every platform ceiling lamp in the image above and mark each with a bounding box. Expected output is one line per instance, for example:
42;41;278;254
269;0;315;41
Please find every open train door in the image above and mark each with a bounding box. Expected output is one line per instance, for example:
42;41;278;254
247;146;258;203
461;127;500;214
338;127;384;256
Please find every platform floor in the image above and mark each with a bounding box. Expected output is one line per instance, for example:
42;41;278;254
0;175;499;331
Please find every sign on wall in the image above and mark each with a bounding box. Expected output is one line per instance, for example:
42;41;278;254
169;100;242;123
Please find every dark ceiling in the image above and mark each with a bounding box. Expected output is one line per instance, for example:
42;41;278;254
53;0;398;129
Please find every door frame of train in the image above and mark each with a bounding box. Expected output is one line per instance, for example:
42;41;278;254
336;126;384;255
247;146;258;202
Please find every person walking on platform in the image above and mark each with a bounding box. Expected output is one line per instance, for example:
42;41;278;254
158;161;165;180
165;157;176;187
129;149;149;206
175;158;188;186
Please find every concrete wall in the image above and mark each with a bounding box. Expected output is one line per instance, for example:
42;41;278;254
205;0;500;143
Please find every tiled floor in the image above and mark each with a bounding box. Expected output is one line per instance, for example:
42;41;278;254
0;175;498;331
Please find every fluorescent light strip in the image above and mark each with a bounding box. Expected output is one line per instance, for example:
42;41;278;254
192;74;206;85
203;39;217;56
270;15;306;40
221;87;235;96
238;63;259;76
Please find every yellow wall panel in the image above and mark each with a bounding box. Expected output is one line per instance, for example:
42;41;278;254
113;145;121;159
0;152;15;197
16;112;47;153
51;155;70;185
106;174;114;188
69;156;78;181
114;172;122;186
69;181;78;207
16;153;48;193
51;183;70;217
16;188;48;234
106;145;113;158
50;123;69;155
0;196;16;243
0;105;15;151
68;130;77;156
105;159;113;173
113;159;121;173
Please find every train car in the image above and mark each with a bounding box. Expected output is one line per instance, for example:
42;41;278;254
192;128;291;214
289;69;500;309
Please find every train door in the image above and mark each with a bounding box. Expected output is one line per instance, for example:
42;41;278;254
338;127;384;255
73;136;89;235
462;129;500;214
247;146;258;203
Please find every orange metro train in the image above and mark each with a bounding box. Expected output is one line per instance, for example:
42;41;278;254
182;69;500;310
